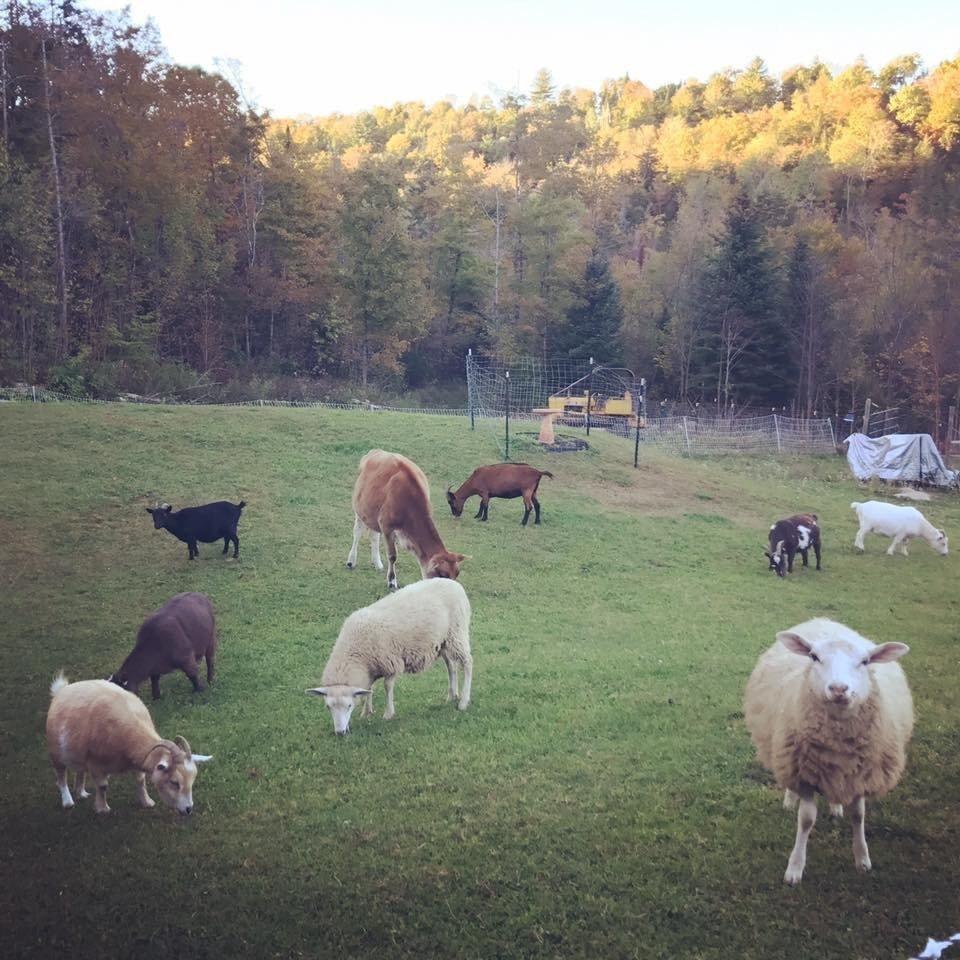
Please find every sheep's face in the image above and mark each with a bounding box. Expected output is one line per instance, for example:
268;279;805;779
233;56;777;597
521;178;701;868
446;489;464;517
933;530;949;555
426;551;469;580
145;504;173;529
306;686;371;735
149;737;212;815
777;626;909;709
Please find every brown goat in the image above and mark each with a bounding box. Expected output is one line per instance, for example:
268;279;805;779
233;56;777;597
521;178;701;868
447;463;554;525
46;673;212;815
109;593;217;699
348;449;468;590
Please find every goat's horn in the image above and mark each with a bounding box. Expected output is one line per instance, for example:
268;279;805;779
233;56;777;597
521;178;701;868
173;735;192;758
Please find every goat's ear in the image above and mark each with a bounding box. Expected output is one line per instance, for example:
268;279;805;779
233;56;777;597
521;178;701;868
144;508;153;515
869;642;909;663
164;504;173;513
453;553;471;563
192;754;213;763
306;687;328;697
351;688;371;698
763;550;772;559
777;630;813;657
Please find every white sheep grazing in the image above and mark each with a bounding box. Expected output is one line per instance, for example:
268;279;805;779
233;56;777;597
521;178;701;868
851;500;948;556
306;578;472;735
744;618;913;884
46;673;212;815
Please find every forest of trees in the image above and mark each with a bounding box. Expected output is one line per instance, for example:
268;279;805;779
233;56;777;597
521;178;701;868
1;3;959;434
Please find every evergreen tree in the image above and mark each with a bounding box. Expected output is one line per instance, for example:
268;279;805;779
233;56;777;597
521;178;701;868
695;192;793;409
556;252;624;362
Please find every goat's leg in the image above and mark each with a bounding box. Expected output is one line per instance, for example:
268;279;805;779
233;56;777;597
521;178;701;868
800;547;809;567
783;788;798;810
188;540;199;560
383;675;397;719
473;499;484;519
787;549;795;573
814;540;822;570
900;538;910;556
361;688;374;717
887;532;905;556
150;674;162;700
182;660;204;693
54;762;74;809
521;494;533;526
370;531;384;570
346;514;363;569
854;524;867;551
75;770;90;799
222;536;230;555
92;771;111;815
206;647;215;683
135;771;156;809
784;787;817;885
385;529;399;590
231;532;240;559
850;795;871;871
476;496;489;521
533;495;541;524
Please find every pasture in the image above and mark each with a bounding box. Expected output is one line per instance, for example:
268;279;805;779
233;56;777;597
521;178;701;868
1;402;958;960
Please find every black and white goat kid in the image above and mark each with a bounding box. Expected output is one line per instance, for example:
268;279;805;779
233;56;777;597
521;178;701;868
766;514;821;577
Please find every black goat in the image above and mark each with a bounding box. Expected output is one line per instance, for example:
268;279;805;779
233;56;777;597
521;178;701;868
146;500;246;560
765;514;821;577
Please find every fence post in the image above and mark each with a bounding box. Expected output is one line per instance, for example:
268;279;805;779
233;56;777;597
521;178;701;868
682;416;691;454
634;409;642;468
467;349;475;430
32;385;36;402
585;356;594;437
862;398;872;435
828;417;837;448
773;414;782;453
504;370;510;461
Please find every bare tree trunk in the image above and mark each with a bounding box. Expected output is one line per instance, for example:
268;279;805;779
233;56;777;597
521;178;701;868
1;41;9;149
41;37;69;359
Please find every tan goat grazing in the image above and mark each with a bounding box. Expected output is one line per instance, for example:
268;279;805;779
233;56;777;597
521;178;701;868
46;673;212;815
347;449;468;590
447;463;553;525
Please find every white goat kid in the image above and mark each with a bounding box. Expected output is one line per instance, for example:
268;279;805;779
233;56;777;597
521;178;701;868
851;500;948;557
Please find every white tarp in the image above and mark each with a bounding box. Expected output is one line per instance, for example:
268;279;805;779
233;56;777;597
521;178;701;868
844;433;956;487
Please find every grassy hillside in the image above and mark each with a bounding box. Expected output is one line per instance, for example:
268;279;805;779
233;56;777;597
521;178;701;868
1;403;958;960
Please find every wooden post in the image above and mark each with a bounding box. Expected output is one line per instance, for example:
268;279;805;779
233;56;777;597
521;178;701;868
773;414;782;453
682;416;691;453
862;397;872;436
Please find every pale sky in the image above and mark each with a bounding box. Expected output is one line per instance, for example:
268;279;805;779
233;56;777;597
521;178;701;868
81;0;958;117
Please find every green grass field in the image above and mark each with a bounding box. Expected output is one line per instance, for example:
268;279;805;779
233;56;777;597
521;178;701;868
1;403;958;960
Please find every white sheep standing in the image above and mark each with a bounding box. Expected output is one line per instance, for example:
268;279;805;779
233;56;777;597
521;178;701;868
307;578;472;734
851;500;948;556
744;618;913;884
